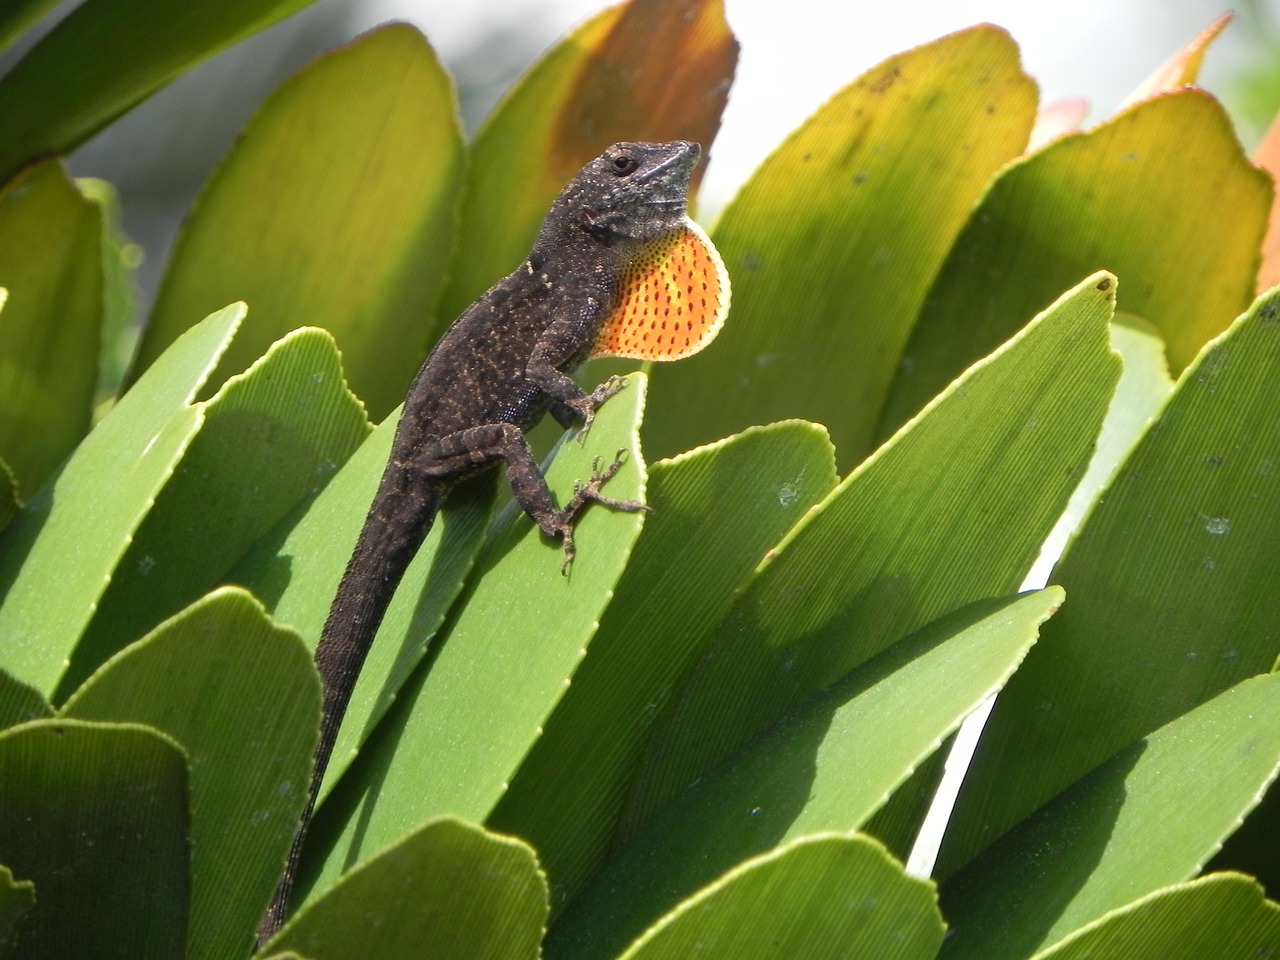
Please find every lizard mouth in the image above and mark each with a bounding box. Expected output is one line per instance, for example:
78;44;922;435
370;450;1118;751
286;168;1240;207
635;141;699;186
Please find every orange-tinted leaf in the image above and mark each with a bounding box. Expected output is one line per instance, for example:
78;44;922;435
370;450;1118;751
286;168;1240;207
439;0;737;322
1119;12;1232;110
1255;110;1280;294
1028;98;1088;151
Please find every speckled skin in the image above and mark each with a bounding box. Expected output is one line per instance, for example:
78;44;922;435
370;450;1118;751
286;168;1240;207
260;141;703;938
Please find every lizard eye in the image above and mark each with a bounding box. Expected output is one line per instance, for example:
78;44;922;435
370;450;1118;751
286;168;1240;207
610;153;640;175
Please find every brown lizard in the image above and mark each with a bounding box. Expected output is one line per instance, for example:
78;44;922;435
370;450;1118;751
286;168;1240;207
258;140;730;939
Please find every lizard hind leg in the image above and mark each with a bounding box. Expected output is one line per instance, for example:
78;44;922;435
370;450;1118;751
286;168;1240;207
445;426;643;571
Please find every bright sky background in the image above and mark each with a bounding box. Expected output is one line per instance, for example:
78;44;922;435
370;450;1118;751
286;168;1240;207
355;0;1278;209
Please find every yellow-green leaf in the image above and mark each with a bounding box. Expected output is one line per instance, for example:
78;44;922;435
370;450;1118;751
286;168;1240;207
136;24;464;420
0;161;102;499
882;89;1271;437
644;24;1037;469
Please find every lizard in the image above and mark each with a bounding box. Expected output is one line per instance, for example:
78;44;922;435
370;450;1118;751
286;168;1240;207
258;139;730;939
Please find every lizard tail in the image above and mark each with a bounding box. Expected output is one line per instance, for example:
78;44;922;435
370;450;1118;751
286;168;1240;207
258;476;443;943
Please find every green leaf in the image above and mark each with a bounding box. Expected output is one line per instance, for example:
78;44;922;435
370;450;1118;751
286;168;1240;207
303;376;649;900
0;719;190;960
136;24;464;420
77;176;143;406
0;304;242;696
60;587;321;960
231;410;493;802
881;90;1272;436
489;420;838;909
262;817;545;960
57;326;369;697
0;448;14;533
0;864;35;957
939;673;1280;960
552;834;943;960
0;0;320;182
1030;873;1280;960
941;286;1280;877
0;669;50;731
552;590;1059;957
644;24;1037;469
0;160;102;499
620;272;1121;841
439;0;737;320
0;0;59;55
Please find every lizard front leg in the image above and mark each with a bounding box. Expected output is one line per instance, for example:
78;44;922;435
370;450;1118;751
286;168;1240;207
526;299;627;436
418;422;645;569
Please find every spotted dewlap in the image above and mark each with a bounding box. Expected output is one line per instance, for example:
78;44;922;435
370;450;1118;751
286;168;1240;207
591;218;730;361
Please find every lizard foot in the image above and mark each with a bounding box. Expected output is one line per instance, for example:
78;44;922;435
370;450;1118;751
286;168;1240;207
575;376;630;443
558;450;650;574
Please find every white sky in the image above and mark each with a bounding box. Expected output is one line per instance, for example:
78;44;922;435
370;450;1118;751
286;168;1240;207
354;0;1276;209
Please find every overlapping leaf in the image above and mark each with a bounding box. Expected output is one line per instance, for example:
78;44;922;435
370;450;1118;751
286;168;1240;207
619;273;1120;842
61;588;320;960
644;24;1037;468
941;286;1280;877
489;420;839;907
881;89;1271;437
135;24;464;419
940;674;1280;960
551;590;1058;958
0;161;102;499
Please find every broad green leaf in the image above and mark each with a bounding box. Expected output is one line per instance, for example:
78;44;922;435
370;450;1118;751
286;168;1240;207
0;864;35;956
440;0;737;320
1031;873;1280;960
61;587;321;960
56;326;368;697
644;24;1037;469
941;286;1280;877
263;817;545;960
0;161;102;499
303;377;649;900
489;420;839;908
0;304;241;696
0;719;189;960
553;590;1058;955
0;0;319;182
137;24;464;420
0;669;49;730
881;90;1271;436
0;0;58;55
550;833;943;960
231;410;494;802
939;673;1280;960
620;273;1120;841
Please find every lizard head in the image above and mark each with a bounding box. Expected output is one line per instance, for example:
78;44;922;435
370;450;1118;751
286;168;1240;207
551;141;702;245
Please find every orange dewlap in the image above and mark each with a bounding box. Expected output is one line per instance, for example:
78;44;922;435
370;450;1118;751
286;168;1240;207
589;217;731;361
